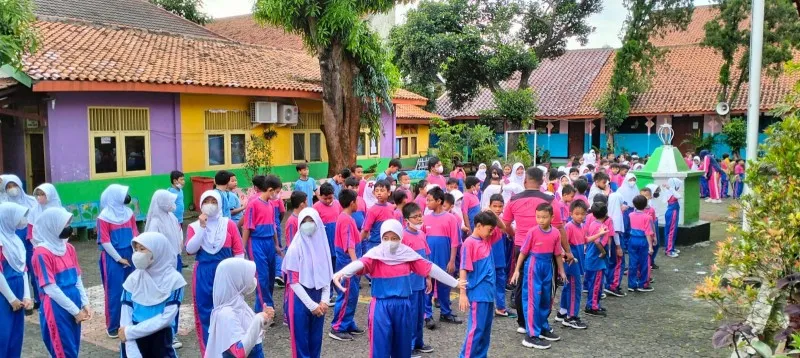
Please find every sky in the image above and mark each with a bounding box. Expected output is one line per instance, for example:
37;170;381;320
202;0;714;49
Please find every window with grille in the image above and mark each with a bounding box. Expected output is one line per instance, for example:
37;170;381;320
204;110;250;168
395;125;419;158
292;113;327;162
88;107;151;179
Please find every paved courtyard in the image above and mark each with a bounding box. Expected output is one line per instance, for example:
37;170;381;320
22;201;735;357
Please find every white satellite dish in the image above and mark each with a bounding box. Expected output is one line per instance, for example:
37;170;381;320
715;102;730;116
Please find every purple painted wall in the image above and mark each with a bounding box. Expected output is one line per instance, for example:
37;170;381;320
380;106;396;158
46;92;181;182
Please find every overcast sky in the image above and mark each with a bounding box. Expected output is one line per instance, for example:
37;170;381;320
202;0;714;49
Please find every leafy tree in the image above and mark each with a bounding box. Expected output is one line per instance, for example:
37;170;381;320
390;0;602;151
243;129;275;182
597;0;694;152
149;0;211;25
0;0;38;70
721;117;746;158
465;124;499;166
429;118;467;170
702;0;800;107
680;132;718;152
254;1;399;176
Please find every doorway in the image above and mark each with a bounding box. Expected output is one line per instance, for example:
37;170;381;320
671;116;701;154
568;120;585;157
25;131;46;191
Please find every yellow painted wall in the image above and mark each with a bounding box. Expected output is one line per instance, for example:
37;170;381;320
418;125;430;155
179;94;322;172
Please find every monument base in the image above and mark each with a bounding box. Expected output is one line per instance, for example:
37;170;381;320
657;220;710;247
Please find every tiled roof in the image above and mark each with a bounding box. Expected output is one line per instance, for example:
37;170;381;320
436;48;614;118
205;15;305;51
0;78;19;90
33;0;225;40
575;45;800;116
23;19;428;103
649;5;720;47
396;104;440;119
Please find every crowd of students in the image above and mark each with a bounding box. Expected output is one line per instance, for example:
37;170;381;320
0;150;701;357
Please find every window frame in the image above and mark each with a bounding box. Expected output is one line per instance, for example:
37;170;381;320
357;129;381;159
395;124;419;158
88;107;152;180
204;110;250;169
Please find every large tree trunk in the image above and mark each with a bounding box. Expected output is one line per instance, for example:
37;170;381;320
318;40;362;177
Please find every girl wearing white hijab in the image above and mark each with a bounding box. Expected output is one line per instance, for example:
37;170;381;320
206;258;274;358
475;163;487;183
2;175;36;241
582;150;597;166
509;163;526;187
119;232;187;358
333;219;463;358
282;208;332;358
186;190;245;356
97;184;138;338
28;183;63;306
0;202;32;357
662;178;683;258
480;167;504;210
604;192;627;297
32;207;90;358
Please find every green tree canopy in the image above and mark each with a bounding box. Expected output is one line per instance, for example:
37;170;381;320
149;0;211;25
0;0;38;70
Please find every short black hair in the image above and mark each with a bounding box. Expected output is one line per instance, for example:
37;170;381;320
561;184;576;196
295;163;308;172
319;183;335;196
473;211;498;227
619;164;630;171
214;170;234;185
610;163;619;169
252;175;267;191
397;170;409;179
593;193;608;204
340;168;352;179
414;179;428;196
465;176;481;189
344;177;360;188
338;189;357;208
489;193;504;205
443;193;455;205
569;167;579;175
536;202;553;215
722;153;730;159
526;167;544;184
389;159;403;169
447;178;459;186
574;178;588;193
402;202;422;219
586;164;596;171
392;190;407;205
591;202;608;219
290;191;307;209
594;172;609;182
170;170;184;184
570;200;588;213
639;186;652;194
374;179;391;190
427;187;445;204
632;195;648;210
264;175;281;191
351;164;363;172
428;157;441;171
548;168;559;181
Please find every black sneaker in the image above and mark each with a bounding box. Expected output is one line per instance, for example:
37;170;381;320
425;318;437;330
554;312;567;322
562;317;588;329
604;288;625;297
522;336;551;349
348;328;365;336
275;276;286;288
638;286;655;292
328;331;354;341
440;314;463;324
414;344;434;353
506;284;514;292
651;264;659;270
539;330;561;342
584;308;607;317
598;307;608;312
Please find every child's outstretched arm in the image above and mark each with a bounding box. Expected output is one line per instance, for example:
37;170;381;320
333;260;366;291
427;263;462;289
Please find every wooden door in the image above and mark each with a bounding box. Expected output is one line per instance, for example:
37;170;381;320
671;116;701;154
568;120;585;157
26;132;46;190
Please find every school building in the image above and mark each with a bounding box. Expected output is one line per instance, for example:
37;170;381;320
0;0;437;214
436;5;799;159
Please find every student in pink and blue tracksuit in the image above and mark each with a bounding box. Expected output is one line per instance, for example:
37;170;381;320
462;177;482;231
458;212;499;358
401;203;434;355
627;195;656;293
361;180;395;253
0;203;32;358
97;184;139;338
487;195;514;318
313;183;343;269
333;219;463;358
663;178;683;258
186;190;245;356
641;185;660;269
510;203;566;350
281;191;307;325
556;201;590;330
329;189;364;340
283;208;333;358
423;187;462;325
344;178;367;257
604;192;627;297
27;183;62;308
584;202;610;318
33;207;91;358
272;191;286;285
242;175;282;313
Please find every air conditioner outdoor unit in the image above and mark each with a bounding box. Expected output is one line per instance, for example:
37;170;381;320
250;102;278;124
278;105;299;125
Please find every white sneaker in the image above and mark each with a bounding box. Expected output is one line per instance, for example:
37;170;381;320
705;198;713;202
516;327;527;334
172;338;183;349
666;252;679;258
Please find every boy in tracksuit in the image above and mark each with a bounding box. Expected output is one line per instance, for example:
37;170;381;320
627;195;656;293
361;180;395;253
423;187;462;326
458;211;499;357
488;194;515;318
313;183;343;270
402;203;435;355
556;200;590;329
462;177;482;231
242;175;282;313
584;202;610;317
329;189;364;340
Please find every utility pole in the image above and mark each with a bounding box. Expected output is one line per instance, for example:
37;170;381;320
742;0;764;230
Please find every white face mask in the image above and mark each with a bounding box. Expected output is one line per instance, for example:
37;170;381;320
402;183;411;190
175;184;183;189
390;185;397;192
409;223;422;231
16;217;28;229
627;180;636;188
436;166;444;174
201;204;218;216
132;251;153;270
300;222;316;236
245;277;257;295
385;240;400;254
271;193;280;200
7;187;20;197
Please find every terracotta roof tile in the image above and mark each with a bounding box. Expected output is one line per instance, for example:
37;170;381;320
206;15;305;50
649;5;720;47
436;48;614;118
0;78;19;90
396;104;440;119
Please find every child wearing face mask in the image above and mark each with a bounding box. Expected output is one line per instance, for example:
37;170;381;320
426;157;447;188
186;191;245;356
206;258;275;358
282;208;333;358
0;202;33;357
313;183;343;269
119;232;187;357
98;184;139;338
280;191;307;325
329;189;364;341
242;175;283;316
401;203;434;355
333;219;466;358
32;207;91;358
397;172;414;203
